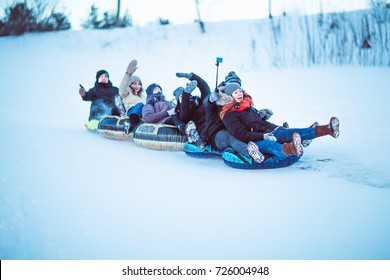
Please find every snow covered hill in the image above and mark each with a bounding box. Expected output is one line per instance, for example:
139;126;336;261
0;15;389;260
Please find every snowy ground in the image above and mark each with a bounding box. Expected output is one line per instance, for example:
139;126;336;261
0;18;389;260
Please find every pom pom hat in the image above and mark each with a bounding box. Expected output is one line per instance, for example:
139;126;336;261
224;83;242;95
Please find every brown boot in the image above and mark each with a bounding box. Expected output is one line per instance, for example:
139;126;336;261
282;132;304;156
315;117;340;138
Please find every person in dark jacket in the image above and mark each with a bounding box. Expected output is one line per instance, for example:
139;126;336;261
219;83;341;159
173;72;210;150
79;69;126;122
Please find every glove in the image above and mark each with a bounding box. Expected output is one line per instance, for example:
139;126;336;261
185;80;197;93
79;87;85;96
175;72;192;79
126;59;138;75
258;108;273;120
167;108;175;116
209;89;220;103
263;133;277;141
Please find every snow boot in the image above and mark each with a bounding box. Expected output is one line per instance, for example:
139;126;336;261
185;121;206;151
129;114;141;126
123;119;131;134
315;117;340;138
185;80;197;94
302;122;319;147
114;95;127;117
176;72;193;80
282;132;304;157
247;141;265;163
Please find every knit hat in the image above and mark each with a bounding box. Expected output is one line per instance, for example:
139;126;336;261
173;87;184;101
96;69;109;80
146;83;163;96
128;75;142;86
225;71;241;86
224;83;242;95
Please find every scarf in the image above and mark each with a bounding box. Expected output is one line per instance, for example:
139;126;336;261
229;97;252;113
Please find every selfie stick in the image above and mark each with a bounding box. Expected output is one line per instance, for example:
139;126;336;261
215;57;223;89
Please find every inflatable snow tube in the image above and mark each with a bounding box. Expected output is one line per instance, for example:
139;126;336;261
97;115;133;141
183;143;223;158
133;123;187;151
222;148;301;169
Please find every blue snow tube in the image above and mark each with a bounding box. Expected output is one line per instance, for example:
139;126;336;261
183;143;223;158
222;148;300;169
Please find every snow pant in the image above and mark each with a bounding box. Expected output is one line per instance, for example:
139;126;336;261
256;140;287;159
273;127;316;144
214;130;250;157
126;102;144;117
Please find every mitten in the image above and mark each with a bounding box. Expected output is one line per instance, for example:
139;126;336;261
167;108;175;116
258;108;273;120
185;80;197;94
209;89;220;103
126;59;138;75
79;87;85;96
263;133;277;141
175;72;192;79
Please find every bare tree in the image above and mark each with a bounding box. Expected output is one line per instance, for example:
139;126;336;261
268;0;272;19
194;0;205;33
116;0;121;27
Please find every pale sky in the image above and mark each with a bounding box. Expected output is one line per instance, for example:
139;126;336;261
1;0;370;30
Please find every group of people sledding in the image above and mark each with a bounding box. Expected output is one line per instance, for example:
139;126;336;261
79;59;340;165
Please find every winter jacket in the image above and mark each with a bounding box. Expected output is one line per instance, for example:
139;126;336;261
82;81;119;121
119;73;146;111
175;73;210;142
205;99;226;149
222;97;278;142
142;95;174;123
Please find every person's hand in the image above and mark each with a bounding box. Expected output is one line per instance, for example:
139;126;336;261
209;89;220;103
263;133;277;141
258;108;273;120
126;59;138;75
79;87;85;96
167;108;175;116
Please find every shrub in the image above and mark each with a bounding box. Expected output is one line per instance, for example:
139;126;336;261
82;5;132;29
0;1;71;36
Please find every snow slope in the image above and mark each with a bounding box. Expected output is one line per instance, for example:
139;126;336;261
0;17;389;260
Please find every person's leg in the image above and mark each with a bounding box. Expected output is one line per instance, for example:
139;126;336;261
273;127;315;143
255;140;287;160
113;94;126;117
273;117;339;143
127;102;144;124
215;130;247;154
185;121;205;150
127;102;144;116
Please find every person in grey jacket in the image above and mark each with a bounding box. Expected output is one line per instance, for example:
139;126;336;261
141;83;175;124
